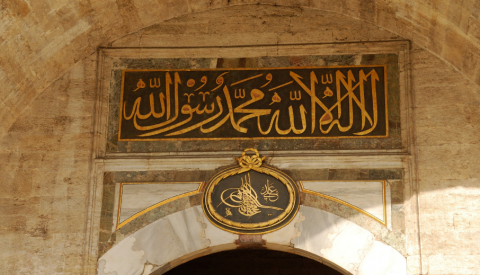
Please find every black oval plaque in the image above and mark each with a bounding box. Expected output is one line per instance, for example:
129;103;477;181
203;149;299;234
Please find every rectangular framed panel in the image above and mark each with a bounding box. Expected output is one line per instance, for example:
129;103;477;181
118;65;387;140
103;51;404;153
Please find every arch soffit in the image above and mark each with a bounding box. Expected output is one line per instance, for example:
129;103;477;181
1;0;479;139
97;205;406;275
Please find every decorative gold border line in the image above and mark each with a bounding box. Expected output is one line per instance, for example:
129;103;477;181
118;70;126;140
118;134;389;142
298;180;387;227
384;65;389;141
117;64;389;141
121;64;387;72
116;181;204;230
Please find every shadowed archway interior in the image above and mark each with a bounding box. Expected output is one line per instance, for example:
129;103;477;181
160;249;344;275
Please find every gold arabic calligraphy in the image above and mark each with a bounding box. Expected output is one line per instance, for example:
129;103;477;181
120;67;385;139
261;180;279;202
218;173;283;217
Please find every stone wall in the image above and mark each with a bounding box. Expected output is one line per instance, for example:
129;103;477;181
411;44;480;274
0;5;479;275
0;56;96;274
1;1;480;140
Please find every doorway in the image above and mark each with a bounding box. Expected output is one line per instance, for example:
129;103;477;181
160;249;343;275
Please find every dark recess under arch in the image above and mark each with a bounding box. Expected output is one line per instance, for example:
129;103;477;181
160;249;343;275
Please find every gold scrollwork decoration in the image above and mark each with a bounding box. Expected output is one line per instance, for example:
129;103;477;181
235;148;265;169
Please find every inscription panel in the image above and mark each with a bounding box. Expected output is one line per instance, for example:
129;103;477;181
119;65;387;140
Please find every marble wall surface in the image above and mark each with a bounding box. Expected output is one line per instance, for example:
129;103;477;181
97;168;406;267
116;182;201;227
97;206;406;275
301;181;389;225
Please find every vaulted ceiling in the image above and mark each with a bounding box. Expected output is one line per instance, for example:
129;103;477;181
1;0;479;139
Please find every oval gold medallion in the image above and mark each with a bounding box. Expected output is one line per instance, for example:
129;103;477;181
203;149;300;234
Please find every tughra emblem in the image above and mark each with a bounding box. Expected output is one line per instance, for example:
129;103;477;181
202;148;299;234
218;173;283;218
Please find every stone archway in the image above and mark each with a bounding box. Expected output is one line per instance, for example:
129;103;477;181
97;206;406;275
1;1;480;140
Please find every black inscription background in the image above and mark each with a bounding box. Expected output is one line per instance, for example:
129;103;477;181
119;66;387;140
210;170;290;224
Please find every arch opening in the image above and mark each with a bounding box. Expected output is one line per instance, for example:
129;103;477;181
159;249;343;275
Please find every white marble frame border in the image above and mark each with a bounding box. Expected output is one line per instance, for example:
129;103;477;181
82;41;421;275
96;206;407;275
83;156;419;275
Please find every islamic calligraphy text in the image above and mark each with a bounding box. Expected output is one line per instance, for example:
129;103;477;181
119;66;387;140
218;173;283;218
261;180;279;202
